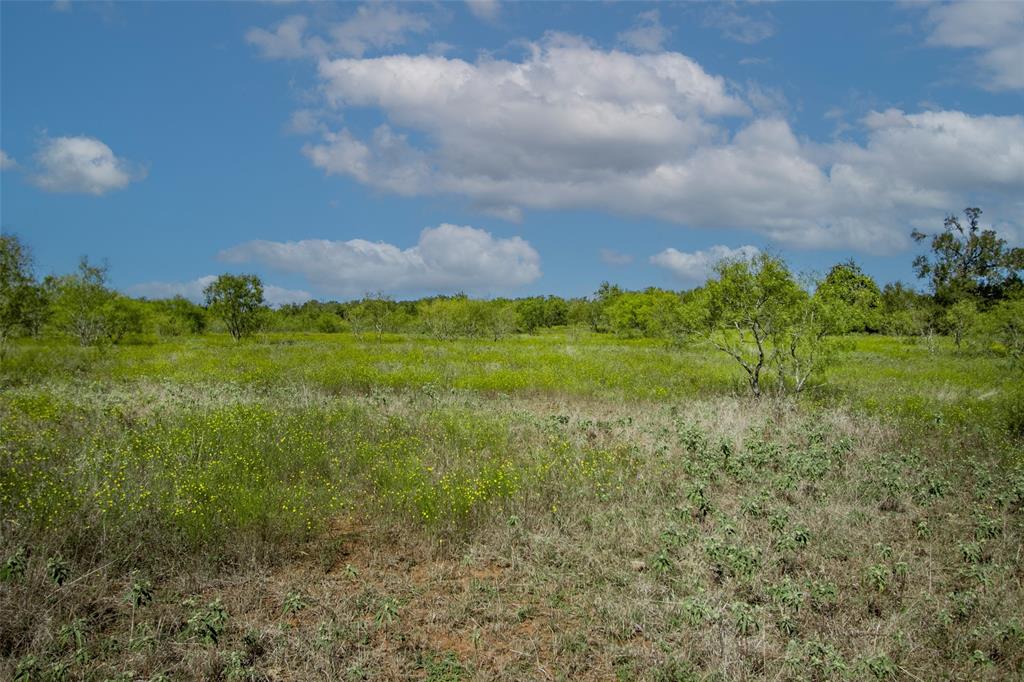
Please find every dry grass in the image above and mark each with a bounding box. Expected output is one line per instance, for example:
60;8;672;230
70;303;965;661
2;337;1022;680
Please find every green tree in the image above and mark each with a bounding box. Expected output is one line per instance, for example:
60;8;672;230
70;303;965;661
814;260;883;333
0;234;37;355
879;282;935;336
689;253;816;396
605;288;686;339
349;293;401;342
203;274;265;341
103;295;146;343
944;299;979;350
48;257;117;346
154;296;207;336
982;296;1024;369
911;207;1024;306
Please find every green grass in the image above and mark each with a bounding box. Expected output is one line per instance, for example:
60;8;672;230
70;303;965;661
1;330;1021;680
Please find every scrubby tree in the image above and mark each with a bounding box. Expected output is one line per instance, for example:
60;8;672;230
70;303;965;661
104;295;146;343
203;273;265;341
983;296;1024;368
944;299;979;350
153;295;207;336
911;207;1024;306
814;260;883;333
687;252;834;396
879;282;935;336
0;234;37;355
605;288;686;339
48;257;117;346
420;297;516;340
349;293;411;341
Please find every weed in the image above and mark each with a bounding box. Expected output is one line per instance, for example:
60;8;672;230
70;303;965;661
186;598;229;644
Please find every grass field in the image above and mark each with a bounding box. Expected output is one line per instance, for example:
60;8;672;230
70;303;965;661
2;331;1022;680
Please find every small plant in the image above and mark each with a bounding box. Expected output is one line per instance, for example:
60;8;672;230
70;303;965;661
651;549;673;573
893;561;909;587
46;554;71;586
792;525;811;547
959;541;983;565
768;577;804;613
687;485;713;518
187;598;229;644
1;546;28;582
282;590;308;616
680;597;712;627
915;519;931;539
866;564;889;593
375;597;399;625
731;602;759;636
127;577;154;607
974;516;1000;540
422;651;468;681
768;510;789;533
58;618;88;651
809;580;838;612
13;655;40;682
862;654;898;680
777;612;798;636
48;660;71;682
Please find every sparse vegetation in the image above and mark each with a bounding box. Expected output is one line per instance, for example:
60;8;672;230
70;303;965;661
1;208;1021;679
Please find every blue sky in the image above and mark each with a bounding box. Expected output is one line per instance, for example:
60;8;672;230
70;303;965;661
1;0;1022;304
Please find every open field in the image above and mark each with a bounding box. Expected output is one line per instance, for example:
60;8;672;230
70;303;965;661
2;331;1022;680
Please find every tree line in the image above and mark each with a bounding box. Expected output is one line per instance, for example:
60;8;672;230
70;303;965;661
2;207;1021;393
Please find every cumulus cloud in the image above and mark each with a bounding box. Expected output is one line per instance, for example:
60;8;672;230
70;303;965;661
247;5;429;60
924;0;1024;90
651;244;760;282
703;7;775;45
305;37;749;198
255;29;1024;253
246;15;312;59
618;10;670;53
0;150;17;170
127;275;311;307
286;109;327;135
330;4;429;57
218;224;541;298
264;284;314;307
466;0;500;22
600;249;634;266
32;136;144;195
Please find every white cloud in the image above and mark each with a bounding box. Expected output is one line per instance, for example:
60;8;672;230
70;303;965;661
286;109;326;135
32;136;144;195
218;224;541;298
466;0;500;22
127;275;311;307
924;1;1024;90
651;245;760;282
618;10;670;53
246;15;312;59
247;5;429;60
703;7;775;45
271;34;1024;254
329;4;429;57
128;275;217;302
600;249;634;266
264;284;314;307
0;150;17;170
